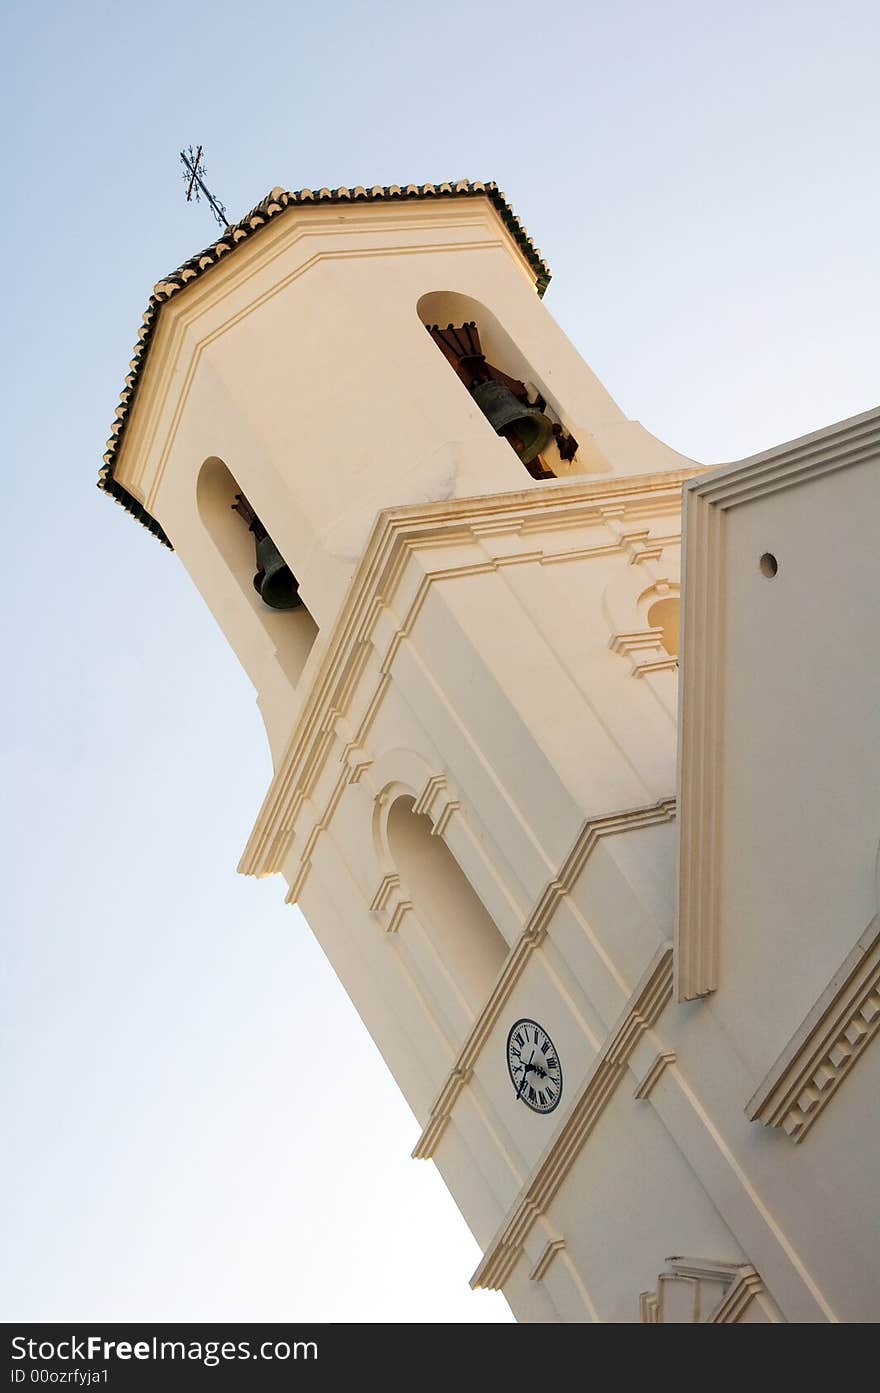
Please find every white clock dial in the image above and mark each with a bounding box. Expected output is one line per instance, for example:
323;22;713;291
506;1018;562;1113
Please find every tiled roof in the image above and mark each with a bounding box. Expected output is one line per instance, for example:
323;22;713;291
99;180;552;548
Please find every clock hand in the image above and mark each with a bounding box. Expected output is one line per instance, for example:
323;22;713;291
515;1049;536;1101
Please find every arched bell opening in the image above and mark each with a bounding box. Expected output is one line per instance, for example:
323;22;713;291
197;457;318;686
417;291;581;480
387;796;508;1021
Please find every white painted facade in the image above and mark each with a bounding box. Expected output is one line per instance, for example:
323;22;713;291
106;186;880;1322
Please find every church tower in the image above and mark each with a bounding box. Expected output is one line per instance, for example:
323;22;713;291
103;181;868;1322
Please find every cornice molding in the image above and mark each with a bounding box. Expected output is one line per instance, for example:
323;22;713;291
685;406;880;511
411;799;676;1160
676;406;880;1001
745;914;880;1142
471;943;673;1291
239;476;695;881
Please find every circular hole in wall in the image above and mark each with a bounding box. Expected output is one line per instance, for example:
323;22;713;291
759;552;778;579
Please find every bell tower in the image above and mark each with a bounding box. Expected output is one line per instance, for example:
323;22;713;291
102;181;789;1322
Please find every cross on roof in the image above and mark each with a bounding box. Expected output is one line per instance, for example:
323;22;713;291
179;145;229;230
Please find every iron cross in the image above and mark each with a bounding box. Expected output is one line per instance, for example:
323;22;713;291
179;145;229;230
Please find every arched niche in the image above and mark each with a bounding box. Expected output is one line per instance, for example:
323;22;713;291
635;581;680;660
197;457;318;687
387;795;508;1019
646;594;680;658
416;291;585;479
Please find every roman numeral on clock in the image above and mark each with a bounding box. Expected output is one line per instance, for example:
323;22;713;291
506;1020;562;1114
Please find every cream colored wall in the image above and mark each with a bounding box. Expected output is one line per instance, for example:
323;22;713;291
673;434;880;1324
110;191;878;1322
713;458;879;1073
250;487;744;1324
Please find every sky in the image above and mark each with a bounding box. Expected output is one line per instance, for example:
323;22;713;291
2;0;878;1324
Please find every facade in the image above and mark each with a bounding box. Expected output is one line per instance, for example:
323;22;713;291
101;182;880;1322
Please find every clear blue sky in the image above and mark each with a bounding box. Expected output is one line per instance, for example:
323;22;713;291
2;0;877;1322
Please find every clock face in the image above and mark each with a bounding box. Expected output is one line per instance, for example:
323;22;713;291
507;1019;562;1114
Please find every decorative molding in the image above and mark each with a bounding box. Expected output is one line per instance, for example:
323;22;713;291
471;943;673;1291
609;629;678;678
746;915;880;1142
634;1050;676;1100
639;1289;660;1322
690;406;880;511
411;799;676;1160
413;774;460;837
710;1267;780;1323
285;858;311;905
526;796;676;947
627;539;666;564
340;740;373;784
368;873;413;934
640;1257;781;1323
602;555;681;725
676;405;880;1001
675;474;726;1001
239;474;694;881
529;1238;566;1282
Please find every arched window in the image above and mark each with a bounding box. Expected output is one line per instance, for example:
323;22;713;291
417;291;581;480
197;457;318;685
387;796;508;1019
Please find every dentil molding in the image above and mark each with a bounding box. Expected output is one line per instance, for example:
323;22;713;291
746;914;880;1142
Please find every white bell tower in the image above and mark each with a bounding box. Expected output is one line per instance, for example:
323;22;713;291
103;180;831;1322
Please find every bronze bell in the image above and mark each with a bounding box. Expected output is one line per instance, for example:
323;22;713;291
253;535;302;611
470;379;554;466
